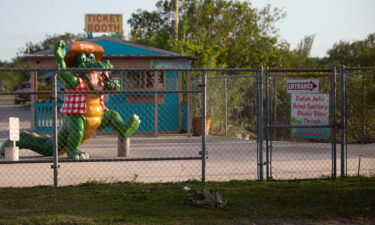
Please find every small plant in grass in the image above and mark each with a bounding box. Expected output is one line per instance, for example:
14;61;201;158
130;173;139;183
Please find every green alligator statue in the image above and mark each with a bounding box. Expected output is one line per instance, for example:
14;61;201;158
1;40;141;160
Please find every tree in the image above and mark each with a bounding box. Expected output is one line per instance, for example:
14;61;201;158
0;56;29;90
0;33;86;90
128;1;172;50
296;34;315;58
326;33;375;142
128;0;290;68
287;34;328;69
20;33;86;54
327;33;375;67
128;0;292;135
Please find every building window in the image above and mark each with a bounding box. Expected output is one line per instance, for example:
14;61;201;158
125;71;166;104
126;71;166;90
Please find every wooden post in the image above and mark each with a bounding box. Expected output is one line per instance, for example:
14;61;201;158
187;71;192;137
172;0;179;40
5;147;19;161
118;137;130;157
153;71;159;137
30;71;37;129
178;72;183;131
154;93;159;136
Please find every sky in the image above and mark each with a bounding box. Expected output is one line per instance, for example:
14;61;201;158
0;0;374;62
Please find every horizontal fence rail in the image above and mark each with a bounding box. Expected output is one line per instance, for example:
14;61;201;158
0;67;260;72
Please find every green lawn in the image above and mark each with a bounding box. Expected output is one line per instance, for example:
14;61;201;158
0;177;374;225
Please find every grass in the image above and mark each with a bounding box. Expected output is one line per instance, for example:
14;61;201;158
0;177;374;225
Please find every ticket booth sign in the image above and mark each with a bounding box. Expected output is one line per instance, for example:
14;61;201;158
85;14;123;33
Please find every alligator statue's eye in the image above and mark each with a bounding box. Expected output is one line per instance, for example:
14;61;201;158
76;54;87;63
88;53;95;61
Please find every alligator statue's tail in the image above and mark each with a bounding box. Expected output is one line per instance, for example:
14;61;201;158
0;131;54;157
0;114;141;159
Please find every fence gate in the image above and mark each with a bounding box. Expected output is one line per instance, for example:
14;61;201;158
203;69;262;181
264;69;345;180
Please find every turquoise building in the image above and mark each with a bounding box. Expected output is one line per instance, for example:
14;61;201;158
25;36;195;135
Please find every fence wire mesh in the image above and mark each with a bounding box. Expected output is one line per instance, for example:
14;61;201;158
0;67;374;187
203;72;259;181
0;68;204;187
344;68;375;177
266;70;337;180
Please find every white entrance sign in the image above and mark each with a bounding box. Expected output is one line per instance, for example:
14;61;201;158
287;80;319;94
291;94;329;139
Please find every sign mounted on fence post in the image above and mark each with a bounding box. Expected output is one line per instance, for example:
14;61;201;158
291;94;329;139
287;80;319;94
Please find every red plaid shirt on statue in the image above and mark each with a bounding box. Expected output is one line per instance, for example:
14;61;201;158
60;72;108;115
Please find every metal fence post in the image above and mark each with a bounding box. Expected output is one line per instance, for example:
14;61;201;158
201;72;207;182
187;71;192;137
224;77;228;137
257;66;264;181
265;68;270;180
361;73;366;142
331;67;337;178
52;71;59;187
273;75;277;141
340;65;346;177
270;74;276;179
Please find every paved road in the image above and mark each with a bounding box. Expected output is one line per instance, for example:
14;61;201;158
0;96;374;187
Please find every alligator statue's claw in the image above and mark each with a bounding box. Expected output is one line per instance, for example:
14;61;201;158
68;150;90;160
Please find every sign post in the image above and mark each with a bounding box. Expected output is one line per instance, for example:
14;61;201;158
5;117;20;161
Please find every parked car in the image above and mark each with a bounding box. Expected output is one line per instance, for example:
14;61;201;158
37;84;52;102
14;82;31;104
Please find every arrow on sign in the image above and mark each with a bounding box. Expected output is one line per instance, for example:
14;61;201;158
287;80;319;93
309;81;318;91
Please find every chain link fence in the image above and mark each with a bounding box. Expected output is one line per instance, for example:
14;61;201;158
344;67;375;177
0;67;374;187
265;69;339;180
203;71;260;181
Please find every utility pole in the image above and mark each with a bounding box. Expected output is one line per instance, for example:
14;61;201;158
172;0;179;40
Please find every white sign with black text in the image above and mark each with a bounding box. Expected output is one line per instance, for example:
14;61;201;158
9;117;19;141
291;94;329;139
